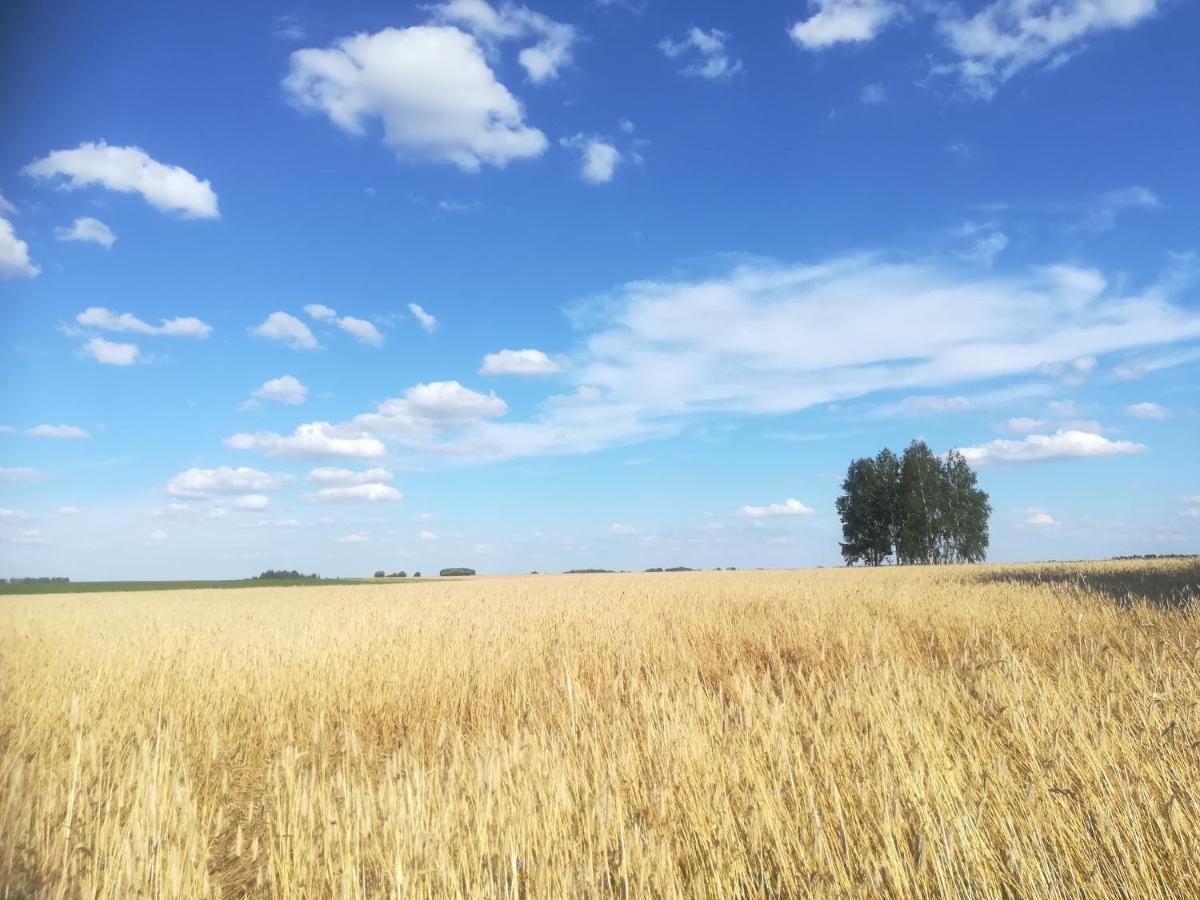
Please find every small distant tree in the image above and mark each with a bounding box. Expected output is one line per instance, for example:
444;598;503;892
396;571;407;579
374;570;386;578
413;571;421;578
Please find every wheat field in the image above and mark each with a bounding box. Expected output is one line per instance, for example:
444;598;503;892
1;560;1197;898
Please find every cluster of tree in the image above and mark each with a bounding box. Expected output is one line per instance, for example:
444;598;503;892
645;566;696;573
252;570;321;580
836;440;991;566
565;568;618;574
373;571;409;578
439;567;476;577
3;576;70;583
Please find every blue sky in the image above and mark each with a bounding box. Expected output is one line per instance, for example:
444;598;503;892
1;0;1197;578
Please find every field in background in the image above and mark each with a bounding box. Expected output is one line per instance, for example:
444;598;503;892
0;577;429;596
1;560;1197;897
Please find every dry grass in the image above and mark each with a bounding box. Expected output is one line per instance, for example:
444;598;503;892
2;559;1198;898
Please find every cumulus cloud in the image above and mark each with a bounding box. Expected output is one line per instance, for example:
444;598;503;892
958;430;1146;465
354;381;508;439
252;375;308;405
23;141;219;218
226;422;386;459
737;498;815;518
83;337;139;366
303;303;337;320
937;0;1161;100
0;507;29;521
659;27;742;80
76;307;212;338
336;532;370;543
283;25;548;172
0;216;39;278
790;0;902;49
480;348;560;375
608;522;639;535
1026;512;1057;526
55;217;116;249
429;0;577;83
1126;401;1167;420
166;466;290;497
409;302;438;332
25;424;91;439
252;312;318;350
337;315;384;346
306;483;402;502
560;135;622;184
417;529;439;540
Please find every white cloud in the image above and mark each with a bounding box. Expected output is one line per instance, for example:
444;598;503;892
0;192;15;215
608;522;639;535
252;375;308;405
417;529;439;540
408;302;437;332
25;424;90;439
0;467;41;481
307;482;400;504
659;27;742;80
1085;186;1163;232
232;494;271;511
938;0;1160;100
561;135;622;184
860;82;887;104
337;315;384;346
55;217;116;249
340;487;406;510
0;507;29;521
58;506;80;515
790;0;902;49
1026;512;1057;526
336;532;370;543
480;348;560;376
958;430;1146;465
226;422;386;459
283;25;548;172
355;381;508;439
340;254;1200;467
147;529;169;542
273;14;305;40
303;303;337;320
308;467;394;485
429;0;577;83
252;312;318;350
1126;401;1167;420
738;498;815;518
0;216;39;278
23;141;219;218
166;466;290;497
76;306;212;338
1181;508;1200;519
960;231;1008;266
83;337;139;366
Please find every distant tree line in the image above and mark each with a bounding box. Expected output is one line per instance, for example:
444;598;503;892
253;570;321;580
374;571;409;578
439;568;476;577
836;440;991;566
1111;554;1199;561
3;576;70;584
